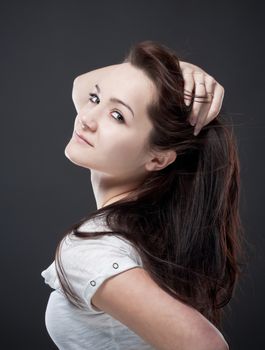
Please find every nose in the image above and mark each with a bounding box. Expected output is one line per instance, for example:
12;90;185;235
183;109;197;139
78;113;97;132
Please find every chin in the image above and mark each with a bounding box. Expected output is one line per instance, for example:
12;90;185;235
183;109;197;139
64;144;83;166
64;145;94;170
64;147;77;165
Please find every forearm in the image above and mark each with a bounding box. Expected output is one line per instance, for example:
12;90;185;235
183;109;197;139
72;64;119;113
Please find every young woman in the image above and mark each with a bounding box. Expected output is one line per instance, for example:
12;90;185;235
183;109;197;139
42;40;242;350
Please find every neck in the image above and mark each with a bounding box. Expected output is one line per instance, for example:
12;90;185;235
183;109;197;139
90;169;141;209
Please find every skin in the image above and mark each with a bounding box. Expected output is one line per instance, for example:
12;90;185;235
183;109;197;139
65;62;229;349
179;61;225;135
65;62;177;209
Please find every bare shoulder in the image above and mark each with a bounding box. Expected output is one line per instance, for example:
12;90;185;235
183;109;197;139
92;267;229;350
72;64;120;112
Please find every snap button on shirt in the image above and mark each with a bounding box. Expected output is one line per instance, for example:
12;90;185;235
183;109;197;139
90;280;96;287
112;262;119;269
41;215;155;350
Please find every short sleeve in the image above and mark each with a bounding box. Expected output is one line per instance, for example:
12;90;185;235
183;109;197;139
59;233;143;314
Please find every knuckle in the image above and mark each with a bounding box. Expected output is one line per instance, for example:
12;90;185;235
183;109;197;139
183;68;193;75
194;72;204;78
205;75;217;85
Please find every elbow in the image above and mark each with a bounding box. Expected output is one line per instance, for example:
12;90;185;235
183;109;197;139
73;76;80;87
210;326;229;350
200;331;230;350
187;325;229;350
213;337;229;350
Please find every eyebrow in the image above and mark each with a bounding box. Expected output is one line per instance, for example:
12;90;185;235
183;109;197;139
95;84;134;118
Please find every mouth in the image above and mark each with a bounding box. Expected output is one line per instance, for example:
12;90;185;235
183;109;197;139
74;131;94;147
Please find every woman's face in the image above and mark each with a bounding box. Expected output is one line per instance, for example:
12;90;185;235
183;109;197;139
64;62;157;182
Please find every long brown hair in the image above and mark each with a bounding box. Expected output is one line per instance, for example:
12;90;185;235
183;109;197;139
55;40;245;329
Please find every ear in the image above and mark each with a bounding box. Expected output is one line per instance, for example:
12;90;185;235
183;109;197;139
145;149;177;172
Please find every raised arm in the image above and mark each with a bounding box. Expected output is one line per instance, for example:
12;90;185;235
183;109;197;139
72;64;119;113
72;61;224;136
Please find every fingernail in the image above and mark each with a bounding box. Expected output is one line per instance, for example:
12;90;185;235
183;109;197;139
185;98;191;106
193;128;200;136
190;119;196;126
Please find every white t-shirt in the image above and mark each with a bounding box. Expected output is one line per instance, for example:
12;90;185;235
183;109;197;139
41;215;155;350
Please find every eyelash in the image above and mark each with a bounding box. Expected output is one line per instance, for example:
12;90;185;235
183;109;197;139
88;93;125;123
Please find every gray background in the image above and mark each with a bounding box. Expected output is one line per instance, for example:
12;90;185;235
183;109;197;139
1;1;264;349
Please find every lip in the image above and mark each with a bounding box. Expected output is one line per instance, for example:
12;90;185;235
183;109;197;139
74;130;94;147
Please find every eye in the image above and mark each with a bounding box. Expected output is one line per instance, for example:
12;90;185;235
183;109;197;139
111;111;125;123
89;93;100;104
88;93;125;124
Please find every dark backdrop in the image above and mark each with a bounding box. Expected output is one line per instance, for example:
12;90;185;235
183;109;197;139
1;1;264;349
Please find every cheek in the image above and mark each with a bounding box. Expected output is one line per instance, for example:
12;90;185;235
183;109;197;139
102;130;145;163
102;121;152;163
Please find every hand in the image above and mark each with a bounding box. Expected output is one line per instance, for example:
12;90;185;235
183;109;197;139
179;61;225;136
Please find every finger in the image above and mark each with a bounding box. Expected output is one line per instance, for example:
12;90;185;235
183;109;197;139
193;84;224;136
182;71;195;106
188;73;208;125
192;78;217;134
204;84;225;123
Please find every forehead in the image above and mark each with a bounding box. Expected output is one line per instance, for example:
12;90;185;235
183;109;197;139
98;62;156;115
